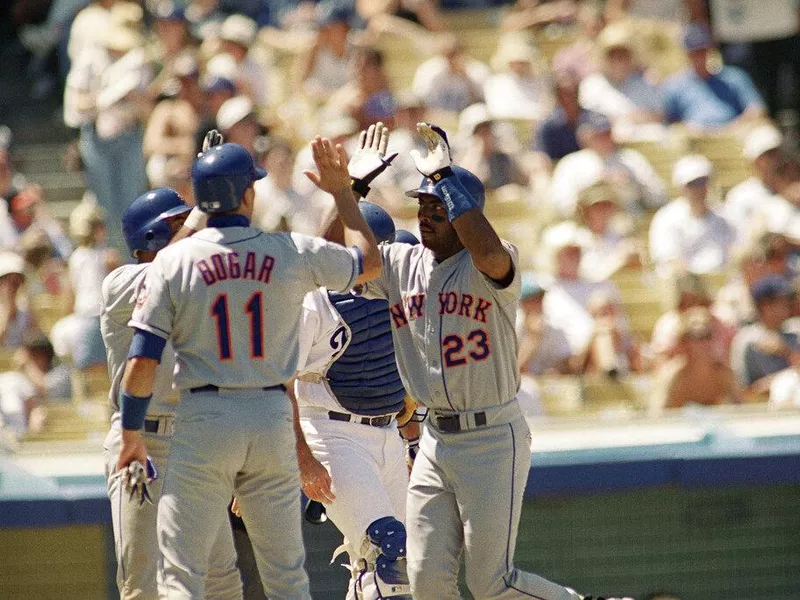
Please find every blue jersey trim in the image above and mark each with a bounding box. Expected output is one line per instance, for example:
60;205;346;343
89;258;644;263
207;215;250;228
120;392;152;430
128;329;166;362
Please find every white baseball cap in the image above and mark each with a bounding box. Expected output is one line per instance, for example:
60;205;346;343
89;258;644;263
459;103;493;137
220;14;257;47
216;96;255;132
743;124;783;161
0;251;25;279
672;154;713;187
542;220;591;252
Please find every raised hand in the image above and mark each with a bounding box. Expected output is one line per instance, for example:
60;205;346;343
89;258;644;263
348;122;397;197
304;136;352;195
199;129;224;156
409;122;452;177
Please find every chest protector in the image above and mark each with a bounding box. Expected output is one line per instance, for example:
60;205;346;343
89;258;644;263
326;292;406;416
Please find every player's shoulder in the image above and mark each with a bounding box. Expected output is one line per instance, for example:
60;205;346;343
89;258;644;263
102;263;149;303
383;239;426;266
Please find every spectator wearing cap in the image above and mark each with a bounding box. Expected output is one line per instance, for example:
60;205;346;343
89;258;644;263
549;111;666;218
693;0;800;119
456;103;529;192
540;220;627;356
575;180;642;281
64;12;151;258
649;154;735;278
411;34;490;114
147;1;194;100
484;33;552;122
143;54;202;189
759;159;800;241
578;22;665;140
0;252;38;349
715;232;790;328
295;4;356;103
517;272;576;376
584;289;642;376
661;23;765;130
194;74;237;154
0;186;72;259
326;46;396;131
533;73;586;162
252;139;322;235
216;95;264;156
218;14;272;108
652;306;740;411
651;272;735;366
723;123;784;244
730;275;798;393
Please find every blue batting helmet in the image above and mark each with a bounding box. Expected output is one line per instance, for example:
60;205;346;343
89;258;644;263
359;201;395;244
122;188;191;256
394;229;419;245
192;143;266;214
405;165;485;210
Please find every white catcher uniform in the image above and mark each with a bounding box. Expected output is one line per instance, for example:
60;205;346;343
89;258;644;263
295;289;410;598
100;263;241;599
129;216;361;598
362;241;581;600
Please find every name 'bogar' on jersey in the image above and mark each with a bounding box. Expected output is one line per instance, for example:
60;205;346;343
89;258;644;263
129;221;361;390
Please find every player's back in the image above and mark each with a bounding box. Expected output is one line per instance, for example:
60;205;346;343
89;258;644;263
131;221;359;390
101;264;176;415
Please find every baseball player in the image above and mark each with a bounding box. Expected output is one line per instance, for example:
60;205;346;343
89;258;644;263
115;139;381;598
327;123;592;599
292;195;419;600
101;188;242;599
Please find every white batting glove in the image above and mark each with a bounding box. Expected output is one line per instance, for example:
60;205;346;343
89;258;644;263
348;122;397;198
199;129;224;156
409;123;452;177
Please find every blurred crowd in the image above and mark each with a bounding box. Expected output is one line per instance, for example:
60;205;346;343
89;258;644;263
3;0;800;439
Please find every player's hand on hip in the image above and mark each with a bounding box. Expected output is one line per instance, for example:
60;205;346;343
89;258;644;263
299;451;335;504
348;122;398;183
409;122;452;176
117;429;148;471
304;136;352;195
231;497;242;517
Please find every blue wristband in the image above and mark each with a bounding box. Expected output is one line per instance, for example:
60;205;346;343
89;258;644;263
433;174;479;222
120;392;152;431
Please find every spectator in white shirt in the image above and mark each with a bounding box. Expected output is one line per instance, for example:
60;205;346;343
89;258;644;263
0;186;72;260
252;139;324;235
296;5;356;103
218;14;272;109
769;346;800;409
549;111;666;218
484;33;552;122
215;95;264;157
411;34;490;114
575;180;642;281
578;22;665;140
0;252;38;350
723;124;784;244
649;154;736;278
541;220;626;355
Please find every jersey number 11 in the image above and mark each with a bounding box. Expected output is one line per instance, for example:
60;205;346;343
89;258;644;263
211;292;264;360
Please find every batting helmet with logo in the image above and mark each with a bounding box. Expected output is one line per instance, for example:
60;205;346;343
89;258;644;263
359;200;396;244
405;165;485;211
192;143;266;214
122;188;191;256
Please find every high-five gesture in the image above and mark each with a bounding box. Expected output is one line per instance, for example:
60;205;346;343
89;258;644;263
348;121;397;198
304;136;352;194
409;122;452;177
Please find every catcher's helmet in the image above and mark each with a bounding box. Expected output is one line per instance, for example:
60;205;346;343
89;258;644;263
394;229;419;245
192;143;266;214
122;188;191;256
405;165;485;211
359;200;395;244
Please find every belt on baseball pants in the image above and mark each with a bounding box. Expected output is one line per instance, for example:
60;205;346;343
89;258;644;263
328;411;393;427
143;415;174;436
430;399;521;434
189;384;287;393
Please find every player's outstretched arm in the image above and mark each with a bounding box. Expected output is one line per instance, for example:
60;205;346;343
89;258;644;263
304;136;381;284
411;123;513;284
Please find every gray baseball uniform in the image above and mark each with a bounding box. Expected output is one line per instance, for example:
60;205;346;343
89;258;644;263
362;241;580;599
129;220;361;599
100;263;242;599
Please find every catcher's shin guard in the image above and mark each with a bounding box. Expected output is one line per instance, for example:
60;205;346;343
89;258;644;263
354;517;411;599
